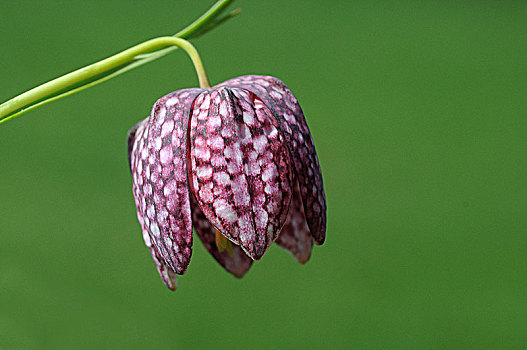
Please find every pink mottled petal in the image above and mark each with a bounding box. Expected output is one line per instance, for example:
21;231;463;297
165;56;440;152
276;180;313;264
127;118;146;169
142;229;178;290
189;87;293;260
218;76;327;245
129;88;203;275
190;195;253;277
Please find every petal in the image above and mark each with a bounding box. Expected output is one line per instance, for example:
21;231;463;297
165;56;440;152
218;76;327;244
127;118;146;169
276;180;313;264
129;88;203;275
190;194;253;278
189;87;294;260
142;229;178;290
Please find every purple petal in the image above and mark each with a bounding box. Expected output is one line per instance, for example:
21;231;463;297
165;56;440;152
190;195;253;277
129;88;203;274
189;87;294;260
218;76;327;245
276;180;313;264
127;119;145;169
142;229;178;290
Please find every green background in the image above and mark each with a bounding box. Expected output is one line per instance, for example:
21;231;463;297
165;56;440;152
1;1;526;348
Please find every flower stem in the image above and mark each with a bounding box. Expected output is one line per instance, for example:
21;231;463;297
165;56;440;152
0;37;208;122
0;0;237;124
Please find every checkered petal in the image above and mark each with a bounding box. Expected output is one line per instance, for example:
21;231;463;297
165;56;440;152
218;75;326;245
276;180;313;263
188;87;294;260
128;88;203;275
191;195;253;277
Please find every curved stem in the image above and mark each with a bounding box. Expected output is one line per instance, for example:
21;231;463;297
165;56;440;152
0;37;209;120
0;0;241;124
175;0;233;39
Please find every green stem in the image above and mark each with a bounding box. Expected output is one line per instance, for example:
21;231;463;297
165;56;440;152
0;0;238;124
175;0;233;39
0;37;208;121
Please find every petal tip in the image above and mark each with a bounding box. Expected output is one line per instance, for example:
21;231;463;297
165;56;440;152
297;253;312;264
231;268;250;279
162;272;178;291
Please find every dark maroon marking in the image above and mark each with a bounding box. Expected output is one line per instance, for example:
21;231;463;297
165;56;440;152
276;180;313;263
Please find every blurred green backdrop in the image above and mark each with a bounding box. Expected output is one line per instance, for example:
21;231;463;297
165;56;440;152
1;1;526;349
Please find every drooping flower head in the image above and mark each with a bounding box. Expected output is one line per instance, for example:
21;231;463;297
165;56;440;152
128;75;326;290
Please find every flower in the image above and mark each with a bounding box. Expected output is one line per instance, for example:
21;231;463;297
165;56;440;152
127;75;326;290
